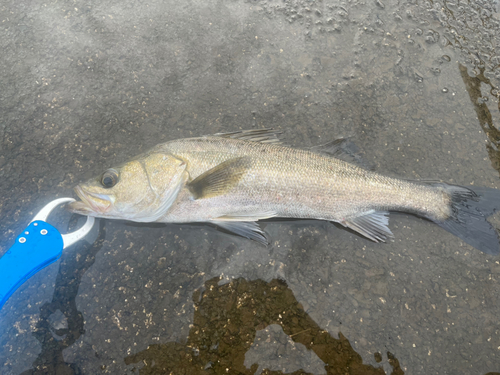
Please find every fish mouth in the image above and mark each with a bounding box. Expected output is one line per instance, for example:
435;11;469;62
66;186;113;215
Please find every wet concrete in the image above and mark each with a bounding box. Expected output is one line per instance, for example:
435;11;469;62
1;0;500;374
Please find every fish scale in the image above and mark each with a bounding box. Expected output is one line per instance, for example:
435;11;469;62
160;136;449;223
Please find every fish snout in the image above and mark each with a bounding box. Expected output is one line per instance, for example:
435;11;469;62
67;185;113;215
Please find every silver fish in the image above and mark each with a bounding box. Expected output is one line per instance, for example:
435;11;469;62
68;129;500;255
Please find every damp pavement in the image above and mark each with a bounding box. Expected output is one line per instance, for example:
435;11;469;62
1;0;500;374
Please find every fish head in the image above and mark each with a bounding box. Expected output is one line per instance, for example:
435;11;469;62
67;153;188;221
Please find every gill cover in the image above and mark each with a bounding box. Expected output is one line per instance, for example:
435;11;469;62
69;153;188;222
131;153;188;221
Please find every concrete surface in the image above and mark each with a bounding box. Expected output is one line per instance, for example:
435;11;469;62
1;0;500;374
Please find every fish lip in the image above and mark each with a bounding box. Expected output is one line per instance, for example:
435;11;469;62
70;185;112;214
75;185;97;210
66;200;95;215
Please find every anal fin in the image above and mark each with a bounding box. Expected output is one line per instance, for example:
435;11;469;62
341;210;393;243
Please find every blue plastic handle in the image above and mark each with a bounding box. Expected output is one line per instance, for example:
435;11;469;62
0;221;63;309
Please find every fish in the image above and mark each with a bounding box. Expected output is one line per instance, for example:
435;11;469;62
67;129;500;255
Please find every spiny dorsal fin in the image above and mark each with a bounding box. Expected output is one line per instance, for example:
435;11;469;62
341;210;393;243
213;128;283;144
309;137;372;169
188;157;251;199
211;220;268;245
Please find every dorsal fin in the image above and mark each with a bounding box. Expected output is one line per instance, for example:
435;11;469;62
309;138;372;169
212;128;283;144
187;157;251;199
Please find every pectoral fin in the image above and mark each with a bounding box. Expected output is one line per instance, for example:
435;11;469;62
341;210;393;243
188;157;251;199
212;220;269;245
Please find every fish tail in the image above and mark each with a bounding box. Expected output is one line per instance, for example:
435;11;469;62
431;184;500;255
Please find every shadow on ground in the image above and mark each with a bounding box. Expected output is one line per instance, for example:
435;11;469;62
19;219;106;375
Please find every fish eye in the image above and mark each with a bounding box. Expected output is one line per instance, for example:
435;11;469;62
101;169;119;188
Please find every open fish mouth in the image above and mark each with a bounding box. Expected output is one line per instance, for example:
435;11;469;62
66;186;112;215
66;200;96;215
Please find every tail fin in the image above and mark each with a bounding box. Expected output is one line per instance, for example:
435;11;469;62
432;184;500;255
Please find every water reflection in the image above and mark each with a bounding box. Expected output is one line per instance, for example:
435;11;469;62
459;64;500;175
124;277;403;375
